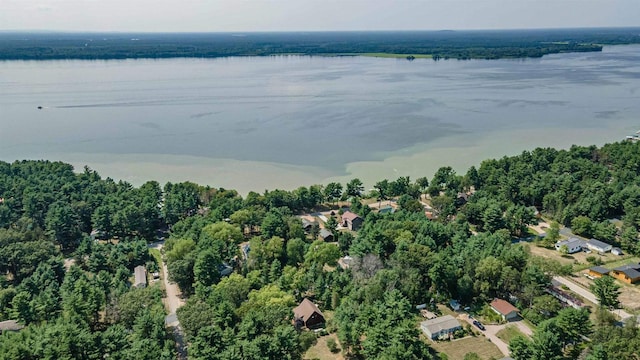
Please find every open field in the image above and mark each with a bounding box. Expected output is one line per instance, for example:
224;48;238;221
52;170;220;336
496;325;526;345
304;333;345;360
429;336;504;360
523;242;636;268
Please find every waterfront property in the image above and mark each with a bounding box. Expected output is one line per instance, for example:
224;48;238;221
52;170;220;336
420;315;462;340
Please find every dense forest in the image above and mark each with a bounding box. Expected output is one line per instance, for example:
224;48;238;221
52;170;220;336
1;140;640;359
1;28;640;61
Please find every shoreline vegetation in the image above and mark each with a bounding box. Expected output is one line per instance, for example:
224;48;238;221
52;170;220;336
2;140;640;358
1;27;639;61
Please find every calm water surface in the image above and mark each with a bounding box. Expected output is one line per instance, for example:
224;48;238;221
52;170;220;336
1;46;639;192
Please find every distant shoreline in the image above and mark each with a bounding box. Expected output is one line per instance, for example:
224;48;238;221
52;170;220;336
1;28;639;61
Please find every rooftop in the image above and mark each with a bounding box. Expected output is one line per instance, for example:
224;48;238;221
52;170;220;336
293;298;323;321
556;238;585;247
614;264;640;279
421;315;461;333
341;211;361;221
587;239;611;249
490;298;519;315
319;228;333;238
589;266;610;275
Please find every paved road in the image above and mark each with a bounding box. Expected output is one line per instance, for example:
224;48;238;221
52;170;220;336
553;276;634;321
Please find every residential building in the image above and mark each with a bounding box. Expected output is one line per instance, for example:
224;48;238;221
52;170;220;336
554;238;585;254
134;265;147;288
420;315;462;340
588;266;610;278
449;299;461;311
611;264;640;284
585;239;613;253
301;218;316;233
319;229;334;242
293;298;325;329
341;211;363;231
490;298;519;321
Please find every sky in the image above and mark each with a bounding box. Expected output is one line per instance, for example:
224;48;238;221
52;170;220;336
1;0;639;32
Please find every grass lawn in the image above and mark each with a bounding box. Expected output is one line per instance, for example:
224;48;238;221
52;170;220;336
430;336;504;360
303;333;345;360
496;325;526;345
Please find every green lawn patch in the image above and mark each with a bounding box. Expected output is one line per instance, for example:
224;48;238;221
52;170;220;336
496;325;526;345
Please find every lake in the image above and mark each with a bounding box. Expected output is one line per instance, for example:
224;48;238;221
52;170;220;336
1;45;639;193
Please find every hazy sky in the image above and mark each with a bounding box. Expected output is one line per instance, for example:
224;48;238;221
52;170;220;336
1;0;639;32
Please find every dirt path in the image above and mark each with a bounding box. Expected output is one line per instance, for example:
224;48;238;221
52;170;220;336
459;314;509;356
149;241;187;358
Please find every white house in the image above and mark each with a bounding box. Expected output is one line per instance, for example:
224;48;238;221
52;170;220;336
555;238;585;254
420;315;462;340
586;239;613;253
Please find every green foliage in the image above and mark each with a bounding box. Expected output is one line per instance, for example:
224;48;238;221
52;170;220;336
590;275;621;309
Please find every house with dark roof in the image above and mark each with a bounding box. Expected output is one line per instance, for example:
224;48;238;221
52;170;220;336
0;320;24;334
588;266;610;278
555;238;585;254
420;315;462;340
585;239;613;253
490;298;519;321
611;264;640;284
319;229;334;242
301;218;316;233
341;211;363;231
293;298;325;329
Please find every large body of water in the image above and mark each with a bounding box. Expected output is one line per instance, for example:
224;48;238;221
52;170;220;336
2;46;639;193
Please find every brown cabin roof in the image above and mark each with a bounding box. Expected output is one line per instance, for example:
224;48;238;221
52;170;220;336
293;298;324;321
341;211;361;222
490;299;519;315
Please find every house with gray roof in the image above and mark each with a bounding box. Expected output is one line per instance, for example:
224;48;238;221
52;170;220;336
319;228;334;242
134;265;147;288
555;238;585;254
612;264;640;284
586;239;613;253
420;315;462;340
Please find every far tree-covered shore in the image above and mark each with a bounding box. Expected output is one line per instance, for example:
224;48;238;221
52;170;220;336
1;28;640;61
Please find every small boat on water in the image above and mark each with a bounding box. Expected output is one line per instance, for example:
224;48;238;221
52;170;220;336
37;106;43;109
625;130;640;142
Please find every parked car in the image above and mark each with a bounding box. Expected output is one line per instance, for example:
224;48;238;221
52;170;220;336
473;320;485;331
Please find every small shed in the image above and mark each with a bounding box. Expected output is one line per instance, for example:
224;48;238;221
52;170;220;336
612;247;624;256
420;315;462;340
134;265;147;288
588;266;610;278
449;299;461;311
341;211;363;231
490;298;519;321
293;298;325;329
301;218;316;233
319;229;334;242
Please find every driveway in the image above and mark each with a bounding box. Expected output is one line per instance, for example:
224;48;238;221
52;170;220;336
459;314;534;357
